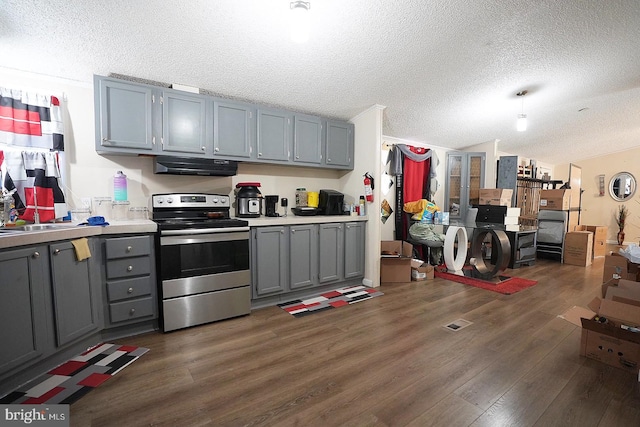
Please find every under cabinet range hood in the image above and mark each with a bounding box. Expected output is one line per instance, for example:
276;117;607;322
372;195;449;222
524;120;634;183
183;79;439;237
154;156;238;176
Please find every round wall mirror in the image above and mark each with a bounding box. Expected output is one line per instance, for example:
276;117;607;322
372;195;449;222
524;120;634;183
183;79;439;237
609;172;636;201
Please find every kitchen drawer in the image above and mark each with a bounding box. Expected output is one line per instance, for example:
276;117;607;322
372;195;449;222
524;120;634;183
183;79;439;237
109;297;155;323
107;276;152;302
105;236;152;259
106;256;151;279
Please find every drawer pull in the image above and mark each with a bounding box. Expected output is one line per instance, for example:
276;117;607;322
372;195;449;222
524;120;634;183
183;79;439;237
127;265;133;272
32;251;40;259
53;249;60;255
129;308;136;315
126;246;133;253
127;287;134;294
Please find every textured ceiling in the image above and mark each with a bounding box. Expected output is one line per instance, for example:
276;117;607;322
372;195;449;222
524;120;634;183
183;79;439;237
2;0;640;164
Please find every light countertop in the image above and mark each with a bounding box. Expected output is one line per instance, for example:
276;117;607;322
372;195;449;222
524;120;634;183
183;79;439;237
239;215;368;227
0;220;157;249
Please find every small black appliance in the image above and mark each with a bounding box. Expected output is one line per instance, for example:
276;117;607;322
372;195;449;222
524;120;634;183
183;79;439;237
265;195;279;217
318;190;345;215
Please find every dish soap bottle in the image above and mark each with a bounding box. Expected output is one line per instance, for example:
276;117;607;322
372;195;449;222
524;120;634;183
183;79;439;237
114;171;128;201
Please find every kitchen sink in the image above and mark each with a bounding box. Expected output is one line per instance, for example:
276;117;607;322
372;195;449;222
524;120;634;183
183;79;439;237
2;223;77;232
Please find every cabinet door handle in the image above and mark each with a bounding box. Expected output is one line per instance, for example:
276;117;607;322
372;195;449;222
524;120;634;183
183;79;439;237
215;147;220;152
129;308;136;315
127;287;134;294
258;152;262;157
126;246;132;253
127;265;133;272
32;251;40;258
291;229;296;234
280;230;284;234
53;249;60;255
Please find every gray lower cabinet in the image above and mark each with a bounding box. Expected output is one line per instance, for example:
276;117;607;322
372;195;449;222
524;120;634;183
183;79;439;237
102;235;157;327
325;120;354;169
252;226;288;297
344;222;366;279
318;223;344;283
0;245;51;375
252;222;365;300
289;224;318;290
49;240;102;347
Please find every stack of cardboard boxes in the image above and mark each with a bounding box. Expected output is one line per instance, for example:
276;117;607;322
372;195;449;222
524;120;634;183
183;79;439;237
380;241;434;283
563;225;608;267
580;276;640;376
570;253;640;377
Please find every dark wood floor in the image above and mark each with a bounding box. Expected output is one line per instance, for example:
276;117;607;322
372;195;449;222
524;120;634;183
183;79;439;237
71;251;640;426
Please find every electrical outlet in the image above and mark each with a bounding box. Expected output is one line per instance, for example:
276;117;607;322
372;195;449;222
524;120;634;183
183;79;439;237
81;197;92;210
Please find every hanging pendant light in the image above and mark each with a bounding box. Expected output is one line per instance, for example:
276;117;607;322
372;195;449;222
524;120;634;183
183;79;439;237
516;91;528;132
290;1;310;43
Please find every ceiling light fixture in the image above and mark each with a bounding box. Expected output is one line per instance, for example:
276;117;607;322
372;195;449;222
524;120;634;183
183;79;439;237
290;1;310;44
516;90;528;132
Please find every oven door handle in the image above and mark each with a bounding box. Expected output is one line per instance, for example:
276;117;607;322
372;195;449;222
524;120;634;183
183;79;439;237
161;230;250;246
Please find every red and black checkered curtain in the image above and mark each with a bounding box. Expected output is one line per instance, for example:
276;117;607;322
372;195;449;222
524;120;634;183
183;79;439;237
0;86;66;221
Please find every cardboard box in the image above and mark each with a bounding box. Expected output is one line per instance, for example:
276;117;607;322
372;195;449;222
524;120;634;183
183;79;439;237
574;225;608;258
563;231;593;266
580;315;640;374
603;253;640;283
479;188;513;206
579;295;640;374
381;241;413;283
539;189;570;210
411;260;434;281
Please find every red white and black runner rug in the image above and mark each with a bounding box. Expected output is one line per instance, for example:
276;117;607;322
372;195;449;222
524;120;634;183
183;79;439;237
0;343;148;405
278;285;384;317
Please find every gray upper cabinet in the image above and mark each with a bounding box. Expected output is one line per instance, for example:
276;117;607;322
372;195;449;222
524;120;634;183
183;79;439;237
344;222;365;279
95;76;155;153
49;240;101;347
162;91;210;156
318;223;344;283
293;114;323;165
95;75;354;170
252;226;288;297
325;120;354;169
289;224;318;290
213;99;254;159
0;246;51;375
256;108;292;162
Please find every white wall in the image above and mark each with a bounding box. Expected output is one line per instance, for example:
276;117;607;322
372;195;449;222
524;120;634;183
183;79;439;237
349;105;385;287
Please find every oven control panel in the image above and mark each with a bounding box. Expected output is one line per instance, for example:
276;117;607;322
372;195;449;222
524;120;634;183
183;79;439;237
152;193;230;208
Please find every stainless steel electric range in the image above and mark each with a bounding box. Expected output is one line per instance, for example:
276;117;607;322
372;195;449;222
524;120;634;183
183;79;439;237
152;193;250;332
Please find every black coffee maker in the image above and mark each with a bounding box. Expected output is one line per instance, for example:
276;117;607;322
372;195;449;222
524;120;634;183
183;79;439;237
265;195;279;217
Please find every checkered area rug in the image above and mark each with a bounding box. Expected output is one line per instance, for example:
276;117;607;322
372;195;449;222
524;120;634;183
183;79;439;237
278;285;384;317
0;343;148;405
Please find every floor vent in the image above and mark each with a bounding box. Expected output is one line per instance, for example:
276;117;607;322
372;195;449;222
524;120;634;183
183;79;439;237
443;318;473;332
